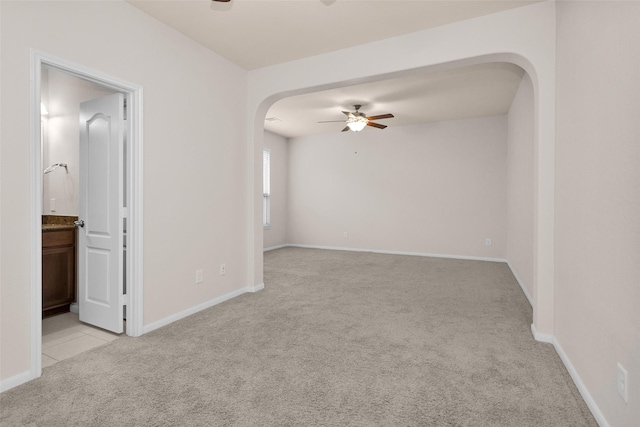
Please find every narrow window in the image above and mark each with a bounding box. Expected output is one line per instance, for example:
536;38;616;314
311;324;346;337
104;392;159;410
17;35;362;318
263;149;271;228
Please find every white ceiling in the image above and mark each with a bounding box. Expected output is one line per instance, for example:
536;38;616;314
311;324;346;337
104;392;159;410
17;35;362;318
127;0;535;137
265;62;525;138
127;0;538;71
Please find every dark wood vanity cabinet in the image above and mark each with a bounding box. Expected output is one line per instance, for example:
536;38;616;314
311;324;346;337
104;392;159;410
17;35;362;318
42;228;77;317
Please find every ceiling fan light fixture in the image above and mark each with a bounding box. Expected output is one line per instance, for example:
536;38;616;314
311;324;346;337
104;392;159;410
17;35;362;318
318;104;393;133
347;116;368;132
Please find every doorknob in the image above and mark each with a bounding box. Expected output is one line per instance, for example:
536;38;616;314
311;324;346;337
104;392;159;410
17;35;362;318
74;220;85;228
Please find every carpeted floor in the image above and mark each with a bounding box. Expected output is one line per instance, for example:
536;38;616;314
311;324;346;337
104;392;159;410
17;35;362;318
1;247;596;426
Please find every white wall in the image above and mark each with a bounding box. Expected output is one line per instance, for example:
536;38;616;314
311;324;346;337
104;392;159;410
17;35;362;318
0;0;247;384
263;131;288;249
41;67;118;216
506;73;534;302
248;1;557;336
287;116;508;260
555;1;640;425
4;3;635;424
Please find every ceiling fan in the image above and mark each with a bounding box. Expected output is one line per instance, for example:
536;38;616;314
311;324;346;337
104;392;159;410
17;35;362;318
319;105;394;132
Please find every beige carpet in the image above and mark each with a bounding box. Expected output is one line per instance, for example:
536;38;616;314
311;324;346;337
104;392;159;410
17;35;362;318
1;247;596;426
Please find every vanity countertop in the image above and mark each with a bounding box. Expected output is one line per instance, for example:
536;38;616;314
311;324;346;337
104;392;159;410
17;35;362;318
42;215;77;232
42;224;75;231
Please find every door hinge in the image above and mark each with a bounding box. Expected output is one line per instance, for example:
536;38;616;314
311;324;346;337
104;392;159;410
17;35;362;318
120;294;129;307
120;207;129;218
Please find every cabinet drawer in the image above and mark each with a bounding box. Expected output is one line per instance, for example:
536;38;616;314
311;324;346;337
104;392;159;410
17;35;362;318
42;229;75;247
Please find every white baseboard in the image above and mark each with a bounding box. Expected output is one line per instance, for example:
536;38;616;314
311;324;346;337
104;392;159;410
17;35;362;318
248;283;265;292
530;323;554;343
0;370;32;393
142;285;261;334
529;324;609;427
553;338;610;427
263;244;288;252
285;244;507;263
506;261;533;307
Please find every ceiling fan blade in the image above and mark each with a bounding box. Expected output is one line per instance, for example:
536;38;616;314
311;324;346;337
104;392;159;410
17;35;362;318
341;126;350;132
342;111;354;118
367;122;387;129
366;113;394;120
318;120;347;123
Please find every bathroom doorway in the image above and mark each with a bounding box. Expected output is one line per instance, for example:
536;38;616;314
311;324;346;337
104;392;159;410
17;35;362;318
40;65;131;334
30;50;144;379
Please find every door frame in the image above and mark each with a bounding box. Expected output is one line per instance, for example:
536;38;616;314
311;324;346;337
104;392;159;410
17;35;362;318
29;50;144;379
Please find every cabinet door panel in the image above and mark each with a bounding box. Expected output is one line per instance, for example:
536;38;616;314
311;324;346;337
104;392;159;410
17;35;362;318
42;229;76;315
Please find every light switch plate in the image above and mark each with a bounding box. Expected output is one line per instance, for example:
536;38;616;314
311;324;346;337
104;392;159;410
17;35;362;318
616;363;628;403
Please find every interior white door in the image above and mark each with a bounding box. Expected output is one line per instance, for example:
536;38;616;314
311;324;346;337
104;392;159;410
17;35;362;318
78;93;125;333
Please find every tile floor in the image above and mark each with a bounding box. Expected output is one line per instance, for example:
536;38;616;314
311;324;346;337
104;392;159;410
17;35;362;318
42;312;122;368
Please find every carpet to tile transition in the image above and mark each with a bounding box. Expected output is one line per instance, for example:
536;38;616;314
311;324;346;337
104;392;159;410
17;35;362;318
0;247;596;426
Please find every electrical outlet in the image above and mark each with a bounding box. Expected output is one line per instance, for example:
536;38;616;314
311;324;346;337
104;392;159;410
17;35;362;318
50;198;56;212
485;238;492;246
195;269;203;284
616;363;629;403
343;232;348;238
219;264;226;276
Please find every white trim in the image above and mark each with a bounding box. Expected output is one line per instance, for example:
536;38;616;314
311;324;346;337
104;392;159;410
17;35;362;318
285;244;507;263
529;325;609;426
29;50;144;388
263;244;288;252
142;285;262;334
248;283;265;292
530;323;553;343
126;73;145;338
29;53;44;384
553;338;610;427
0;371;32;393
507;260;533;307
